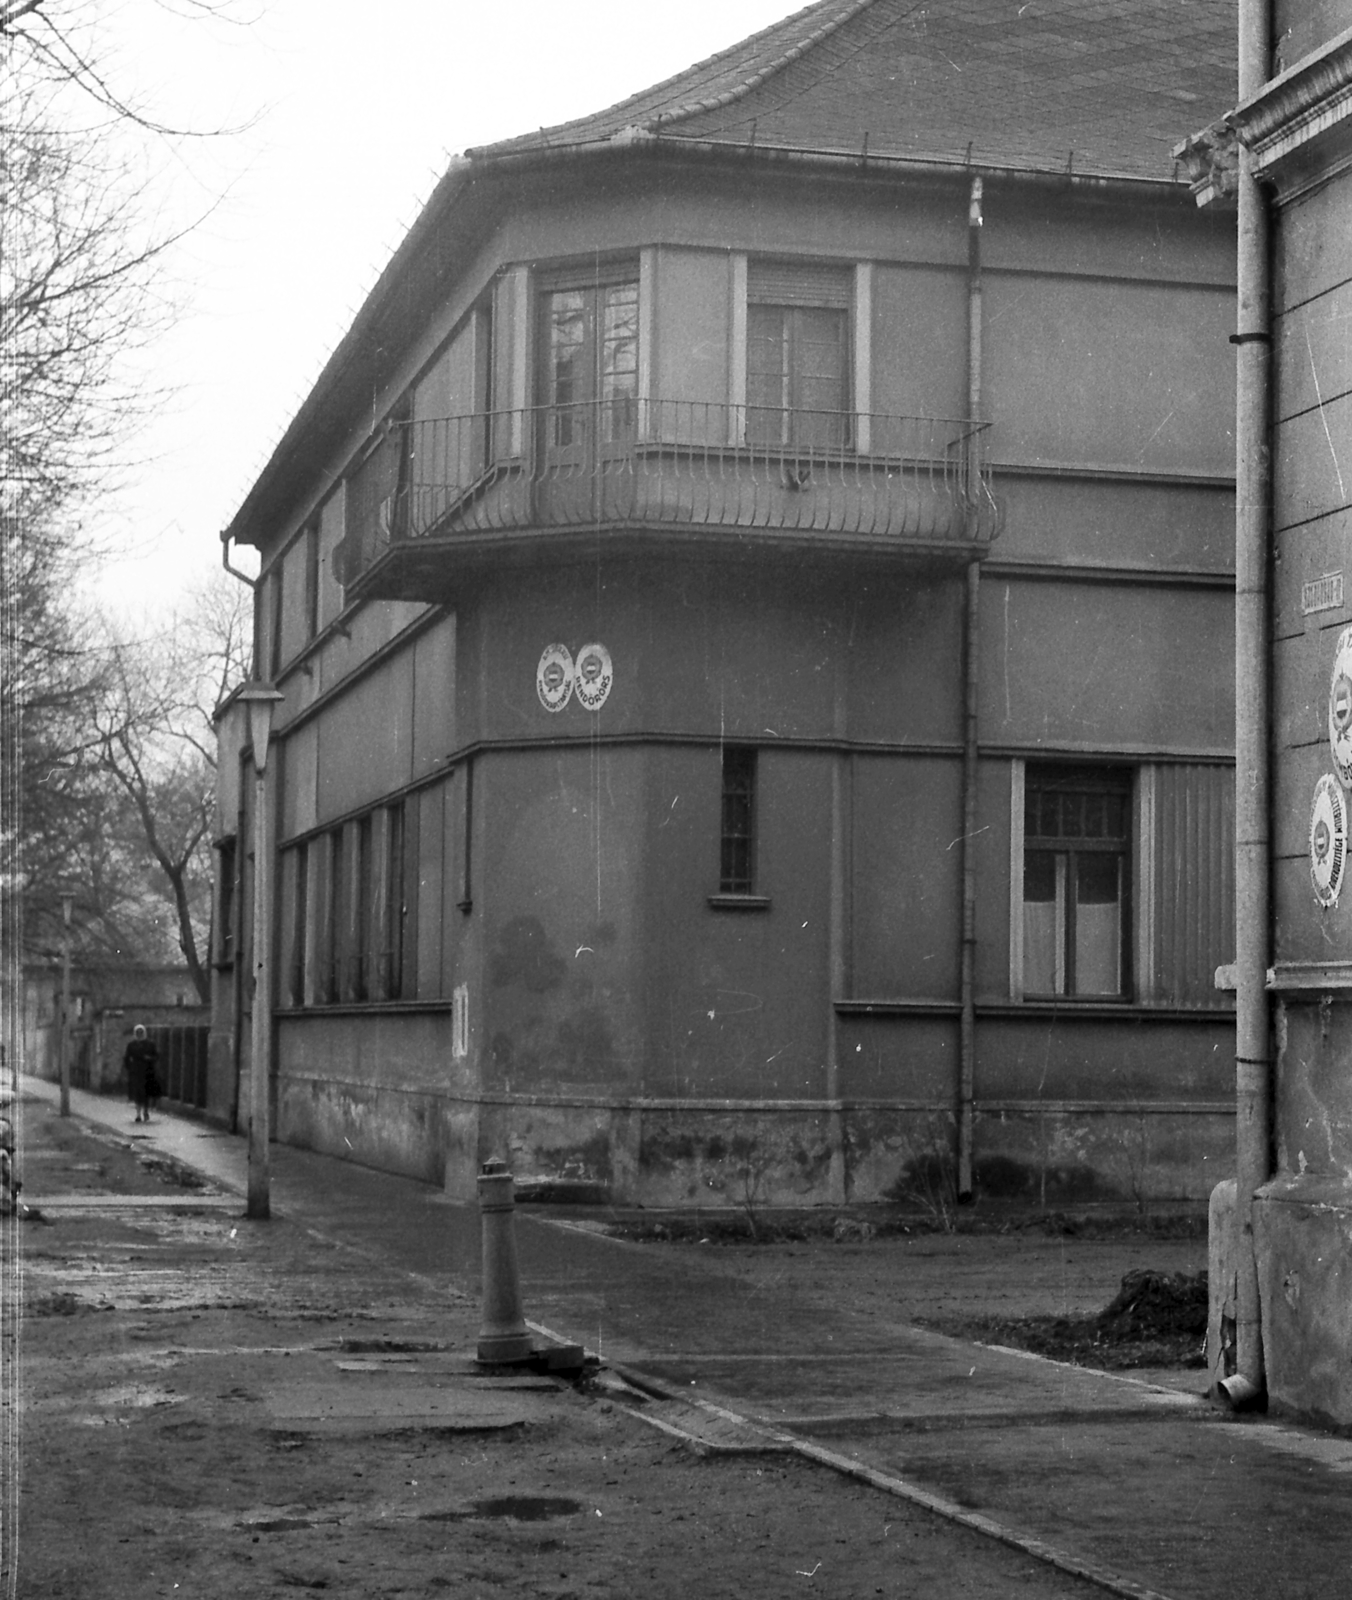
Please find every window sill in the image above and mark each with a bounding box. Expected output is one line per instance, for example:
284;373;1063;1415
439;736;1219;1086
707;893;771;912
276;999;457;1017
990;998;1234;1021
836;998;1234;1022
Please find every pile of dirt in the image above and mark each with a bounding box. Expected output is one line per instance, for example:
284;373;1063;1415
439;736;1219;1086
923;1268;1209;1372
1098;1267;1209;1340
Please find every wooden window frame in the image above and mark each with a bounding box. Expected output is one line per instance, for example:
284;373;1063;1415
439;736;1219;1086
745;260;854;452
214;837;237;969
1018;763;1134;1001
537;265;642;452
710;745;770;910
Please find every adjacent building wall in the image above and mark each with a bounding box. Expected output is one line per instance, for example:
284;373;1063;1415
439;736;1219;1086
1245;5;1352;1421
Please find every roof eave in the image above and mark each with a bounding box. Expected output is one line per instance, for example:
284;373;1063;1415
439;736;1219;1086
470;127;1195;194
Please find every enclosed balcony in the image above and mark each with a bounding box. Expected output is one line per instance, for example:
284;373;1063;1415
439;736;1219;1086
335;400;999;598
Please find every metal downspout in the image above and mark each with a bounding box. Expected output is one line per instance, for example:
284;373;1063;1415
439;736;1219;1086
221;528;257;592
958;175;984;1202
229;766;247;1136
220;535;256;1137
1229;0;1273;1406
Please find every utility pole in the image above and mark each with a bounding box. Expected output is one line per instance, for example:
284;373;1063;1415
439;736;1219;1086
238;683;283;1221
58;894;73;1116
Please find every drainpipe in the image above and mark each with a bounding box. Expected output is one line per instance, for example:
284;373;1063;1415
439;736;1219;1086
229;761;247;1136
221;527;257;591
957;174;984;1201
220;533;257;1136
1226;0;1273;1408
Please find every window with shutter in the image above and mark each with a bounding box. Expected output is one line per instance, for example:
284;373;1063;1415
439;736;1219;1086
746;261;852;450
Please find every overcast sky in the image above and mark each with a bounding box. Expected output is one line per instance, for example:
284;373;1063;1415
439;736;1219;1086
90;0;795;617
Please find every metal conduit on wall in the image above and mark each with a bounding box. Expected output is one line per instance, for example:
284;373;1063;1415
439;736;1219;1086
1231;0;1274;1404
957;173;985;1201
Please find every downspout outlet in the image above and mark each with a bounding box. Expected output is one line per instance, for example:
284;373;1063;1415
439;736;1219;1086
1217;1372;1266;1412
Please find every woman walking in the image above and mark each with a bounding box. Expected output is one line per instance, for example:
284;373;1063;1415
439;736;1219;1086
123;1025;161;1123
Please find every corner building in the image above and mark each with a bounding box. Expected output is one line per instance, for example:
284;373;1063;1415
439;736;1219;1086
213;0;1239;1208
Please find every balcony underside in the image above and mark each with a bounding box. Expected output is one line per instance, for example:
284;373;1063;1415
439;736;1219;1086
338;406;1000;602
357;521;993;601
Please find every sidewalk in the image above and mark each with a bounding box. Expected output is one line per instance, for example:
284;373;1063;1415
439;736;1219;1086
17;1077;1352;1600
12;1078;1120;1600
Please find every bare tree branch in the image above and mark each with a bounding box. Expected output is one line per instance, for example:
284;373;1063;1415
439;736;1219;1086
1;0;257;989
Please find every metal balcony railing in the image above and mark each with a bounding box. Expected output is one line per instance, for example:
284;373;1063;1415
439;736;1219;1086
338;401;999;585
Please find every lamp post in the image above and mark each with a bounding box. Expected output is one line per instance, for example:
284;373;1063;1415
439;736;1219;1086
58;894;73;1116
238;682;284;1221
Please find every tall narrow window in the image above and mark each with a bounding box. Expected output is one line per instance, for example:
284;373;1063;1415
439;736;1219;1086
336;394;412;586
289;844;309;1006
1023;766;1132;998
215;838;237;967
746;261;852;450
351;814;372;1002
720;747;757;895
321;827;343;1004
267;565;284;678
382;801;406;1001
541;277;639;449
303;520;320;642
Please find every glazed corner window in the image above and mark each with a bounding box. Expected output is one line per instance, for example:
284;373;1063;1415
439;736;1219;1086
746;261;852;451
1023;766;1132;999
719;747;757;895
541;277;639;448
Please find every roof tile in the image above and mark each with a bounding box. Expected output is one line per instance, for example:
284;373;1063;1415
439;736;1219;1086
478;0;1236;182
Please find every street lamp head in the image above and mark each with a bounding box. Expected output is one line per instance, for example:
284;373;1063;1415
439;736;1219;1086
236;681;285;774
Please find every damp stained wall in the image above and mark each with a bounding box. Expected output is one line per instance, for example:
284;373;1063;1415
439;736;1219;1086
1251;0;1352;1424
214;144;1239;1204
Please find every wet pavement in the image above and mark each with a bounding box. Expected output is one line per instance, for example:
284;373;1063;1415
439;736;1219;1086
18;1078;1352;1600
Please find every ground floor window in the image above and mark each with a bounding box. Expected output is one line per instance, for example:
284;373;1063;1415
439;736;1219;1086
719;746;757;895
281;795;421;1006
1022;764;1131;999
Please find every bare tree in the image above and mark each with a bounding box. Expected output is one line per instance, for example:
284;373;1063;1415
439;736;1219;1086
93;575;251;1000
0;1;253;983
1;0;255;133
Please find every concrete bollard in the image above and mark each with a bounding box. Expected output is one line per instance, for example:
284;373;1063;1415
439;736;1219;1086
476;1157;535;1364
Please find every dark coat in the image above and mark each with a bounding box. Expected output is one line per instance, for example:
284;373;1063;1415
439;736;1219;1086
124;1038;161;1103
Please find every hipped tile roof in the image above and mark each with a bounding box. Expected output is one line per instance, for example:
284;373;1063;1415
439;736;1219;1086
477;0;1236;184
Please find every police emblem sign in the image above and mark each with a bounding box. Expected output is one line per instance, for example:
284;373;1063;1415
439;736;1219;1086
573;642;613;711
1311;773;1348;908
536;643;574;712
1330;627;1352;786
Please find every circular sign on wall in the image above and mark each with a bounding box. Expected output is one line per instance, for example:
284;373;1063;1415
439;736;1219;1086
573;642;613;712
1329;627;1352;785
1310;773;1348;908
536;643;574;713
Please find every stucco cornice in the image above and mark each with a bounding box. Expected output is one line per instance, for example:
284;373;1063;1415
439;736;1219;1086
1230;24;1352;177
1176;25;1352;206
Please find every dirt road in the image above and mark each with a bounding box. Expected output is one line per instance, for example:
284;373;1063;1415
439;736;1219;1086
11;1099;1115;1600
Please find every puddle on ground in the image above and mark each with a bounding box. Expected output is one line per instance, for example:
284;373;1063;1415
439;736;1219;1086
90;1383;184;1409
466;1497;584;1521
214;1492;587;1536
61;1382;188;1425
